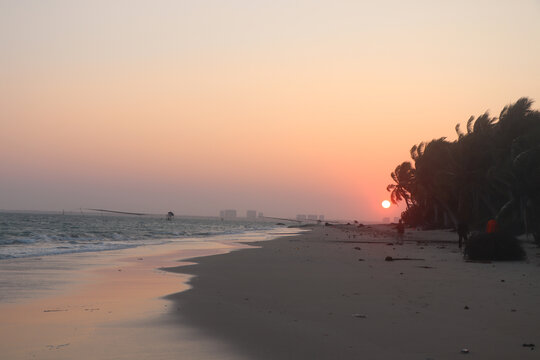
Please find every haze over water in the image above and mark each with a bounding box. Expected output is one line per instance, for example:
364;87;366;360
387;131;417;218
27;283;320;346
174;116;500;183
2;1;539;220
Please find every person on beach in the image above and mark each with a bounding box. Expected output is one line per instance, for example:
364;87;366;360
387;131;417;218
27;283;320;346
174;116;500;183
486;219;498;234
396;219;405;244
457;221;468;249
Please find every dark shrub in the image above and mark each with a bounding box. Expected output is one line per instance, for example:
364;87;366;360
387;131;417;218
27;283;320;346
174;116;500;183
464;232;526;261
401;204;424;227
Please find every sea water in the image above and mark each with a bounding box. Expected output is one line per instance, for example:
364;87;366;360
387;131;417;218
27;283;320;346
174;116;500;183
0;212;299;359
0;212;280;260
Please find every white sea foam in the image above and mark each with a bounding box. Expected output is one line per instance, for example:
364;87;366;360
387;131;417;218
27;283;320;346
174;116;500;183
0;212;279;259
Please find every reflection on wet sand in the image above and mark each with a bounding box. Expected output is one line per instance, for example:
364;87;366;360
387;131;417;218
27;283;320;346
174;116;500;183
0;240;255;360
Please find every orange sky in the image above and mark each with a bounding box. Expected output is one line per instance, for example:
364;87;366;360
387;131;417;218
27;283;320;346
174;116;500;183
1;1;539;220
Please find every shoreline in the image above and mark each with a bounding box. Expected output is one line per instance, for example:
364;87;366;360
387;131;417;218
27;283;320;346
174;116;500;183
2;224;539;359
165;224;540;360
0;228;297;359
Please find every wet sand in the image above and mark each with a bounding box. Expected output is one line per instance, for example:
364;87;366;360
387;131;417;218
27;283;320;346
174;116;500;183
167;224;540;360
0;231;293;360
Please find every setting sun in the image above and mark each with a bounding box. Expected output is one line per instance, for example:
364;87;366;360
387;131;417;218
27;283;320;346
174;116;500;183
1;1;539;359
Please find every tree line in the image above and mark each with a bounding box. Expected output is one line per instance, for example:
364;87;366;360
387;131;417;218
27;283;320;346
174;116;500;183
387;98;540;243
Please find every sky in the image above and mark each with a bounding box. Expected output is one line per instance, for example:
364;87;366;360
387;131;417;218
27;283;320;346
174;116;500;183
1;0;539;221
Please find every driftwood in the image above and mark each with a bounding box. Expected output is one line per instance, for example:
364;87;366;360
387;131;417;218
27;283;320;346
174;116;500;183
335;241;392;244
385;256;425;261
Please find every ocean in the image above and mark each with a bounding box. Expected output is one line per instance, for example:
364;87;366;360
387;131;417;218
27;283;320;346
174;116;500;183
0;211;302;357
0;212;281;260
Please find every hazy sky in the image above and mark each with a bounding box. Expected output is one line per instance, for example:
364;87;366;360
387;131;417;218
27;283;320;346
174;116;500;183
1;0;539;220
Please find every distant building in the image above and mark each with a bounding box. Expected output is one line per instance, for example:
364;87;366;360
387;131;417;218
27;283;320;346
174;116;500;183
258;212;264;218
394;217;400;223
296;214;307;221
307;214;318;221
220;209;237;219
319;215;325;221
382;217;390;223
246;210;257;219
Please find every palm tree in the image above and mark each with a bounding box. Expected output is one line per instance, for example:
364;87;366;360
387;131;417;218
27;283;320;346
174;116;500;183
497;121;540;241
451;112;505;225
412;137;458;226
387;161;415;209
389;97;540;235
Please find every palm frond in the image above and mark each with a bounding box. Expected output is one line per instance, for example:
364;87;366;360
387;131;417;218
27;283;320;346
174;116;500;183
455;123;465;139
466;116;475;134
410;144;418;161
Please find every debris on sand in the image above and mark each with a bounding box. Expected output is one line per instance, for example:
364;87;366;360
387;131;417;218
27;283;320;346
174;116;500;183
352;313;367;318
385;256;425;262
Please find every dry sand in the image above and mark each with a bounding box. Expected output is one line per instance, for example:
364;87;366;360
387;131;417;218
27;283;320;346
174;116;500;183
167;224;540;360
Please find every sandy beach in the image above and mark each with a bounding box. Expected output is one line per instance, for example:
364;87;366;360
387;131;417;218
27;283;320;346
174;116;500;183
3;2;539;359
167;224;540;360
0;230;294;360
1;224;539;359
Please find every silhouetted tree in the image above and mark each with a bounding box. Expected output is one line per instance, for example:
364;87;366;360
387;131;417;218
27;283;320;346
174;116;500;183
387;97;540;241
387;161;415;209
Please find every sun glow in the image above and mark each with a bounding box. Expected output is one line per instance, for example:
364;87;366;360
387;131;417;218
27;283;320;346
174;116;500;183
382;200;391;209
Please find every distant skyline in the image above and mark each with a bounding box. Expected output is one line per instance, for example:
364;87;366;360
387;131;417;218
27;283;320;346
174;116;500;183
1;1;540;221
